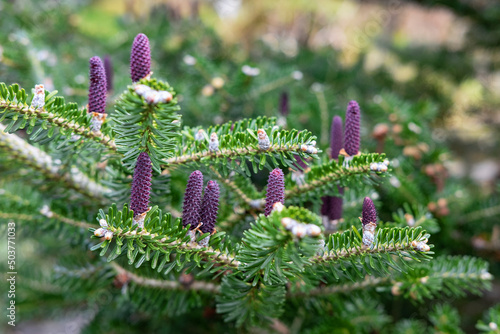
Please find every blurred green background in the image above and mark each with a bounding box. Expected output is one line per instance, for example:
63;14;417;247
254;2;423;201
1;0;500;332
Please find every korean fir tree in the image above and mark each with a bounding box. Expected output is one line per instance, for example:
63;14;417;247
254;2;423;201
0;31;494;334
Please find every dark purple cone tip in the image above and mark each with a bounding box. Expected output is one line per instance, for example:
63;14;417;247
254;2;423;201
130;152;152;217
292;155;308;171
330;116;343;159
279;92;289;116
344;100;361;156
200;181;220;234
362;197;377;226
88;56;107;114
130;33;151;82
264;168;285;216
182;170;204;229
104;55;113;92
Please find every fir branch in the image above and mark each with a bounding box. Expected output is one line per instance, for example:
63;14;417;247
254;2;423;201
166;118;317;175
209;166;259;207
0;210;93;229
165;143;315;171
110;262;220;293
113;79;181;173
0;85;116;151
91;204;241;271
0;124;111;201
39;206;94;229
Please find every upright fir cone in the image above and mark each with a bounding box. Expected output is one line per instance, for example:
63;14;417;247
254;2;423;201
88;56;107;114
130;152;152;217
264;168;285;216
330;116;343;159
104;55;113;93
361;197;378;246
200;181;220;234
344;100;361;156
279;92;289;116
182;170;204;229
130;33;151;82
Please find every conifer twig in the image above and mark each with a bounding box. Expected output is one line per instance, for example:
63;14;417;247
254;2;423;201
164;144;308;168
0;124;111;201
0;211;93;229
0;99;116;150
289;277;390;298
110;262;221;293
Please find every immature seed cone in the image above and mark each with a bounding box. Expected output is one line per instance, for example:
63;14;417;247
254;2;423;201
130;33;151;82
130;152;152;217
104;55;113;92
344;100;361;156
362;197;377;226
88;56;107;114
200;181;220;234
182;170;204;229
264;168;285;216
279;92;289;116
330;116;343;159
320;187;344;221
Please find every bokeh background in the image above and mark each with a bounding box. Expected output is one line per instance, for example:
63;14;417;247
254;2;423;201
1;0;500;332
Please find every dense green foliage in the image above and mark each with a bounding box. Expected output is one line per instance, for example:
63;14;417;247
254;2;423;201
0;1;499;333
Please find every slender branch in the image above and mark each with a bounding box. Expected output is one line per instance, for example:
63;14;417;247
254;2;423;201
110;262;221;293
39;206;94;229
0;124;111;202
0;210;94;229
246;75;295;100
462;204;500;223
289;277;391;298
164;144;306;168
209;166;258;207
0;99;116;151
312;243;424;264
285;164;370;199
112;227;241;268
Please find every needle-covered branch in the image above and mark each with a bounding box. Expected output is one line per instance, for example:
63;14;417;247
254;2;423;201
0;124;111;201
165;116;318;175
110;262;220;293
286;153;389;203
0;83;116;151
89;204;240;275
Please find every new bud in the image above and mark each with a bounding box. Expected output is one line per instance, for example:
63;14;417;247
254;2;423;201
130;33;151;82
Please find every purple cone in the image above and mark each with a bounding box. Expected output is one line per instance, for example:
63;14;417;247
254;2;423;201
344;101;361;156
130;152;152;217
88;56;107;114
320;187;344;221
200;181;220;234
130;33;151;82
104;55;113;93
264;168;285;216
279;92;289;116
362;197;377;226
182;170;204;229
330;116;343;159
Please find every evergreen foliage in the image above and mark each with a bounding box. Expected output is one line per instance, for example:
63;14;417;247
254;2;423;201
0;2;498;332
